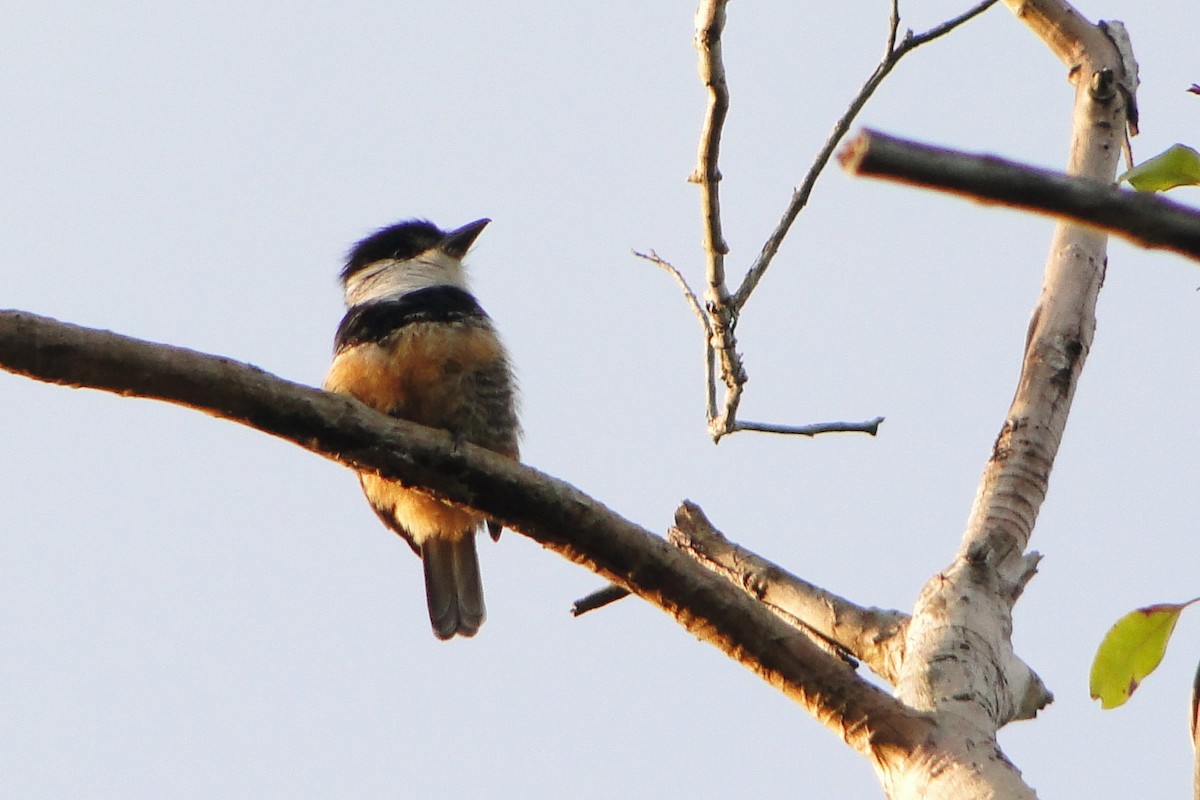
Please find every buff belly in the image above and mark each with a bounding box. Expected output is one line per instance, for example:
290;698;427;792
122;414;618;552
324;320;511;548
358;473;482;546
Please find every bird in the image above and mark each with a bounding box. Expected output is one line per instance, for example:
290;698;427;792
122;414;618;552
324;218;520;639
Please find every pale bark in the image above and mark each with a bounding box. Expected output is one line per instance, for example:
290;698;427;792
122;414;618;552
670;502;908;683
877;1;1133;797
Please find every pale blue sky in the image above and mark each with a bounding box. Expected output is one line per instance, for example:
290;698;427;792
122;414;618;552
2;2;1198;797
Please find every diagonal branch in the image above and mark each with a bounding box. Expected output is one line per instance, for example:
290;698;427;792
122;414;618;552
840;128;1200;262
634;249;718;420
670;501;908;682
0;308;933;755
733;0;1000;310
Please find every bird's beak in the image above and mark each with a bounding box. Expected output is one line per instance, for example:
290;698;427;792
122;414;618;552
441;218;491;258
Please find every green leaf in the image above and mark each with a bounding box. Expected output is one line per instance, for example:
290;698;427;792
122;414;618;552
1090;601;1198;709
1119;144;1200;192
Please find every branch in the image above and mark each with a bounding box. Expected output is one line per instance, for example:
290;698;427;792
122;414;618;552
729;417;885;437
839;128;1200;263
870;3;1127;796
634;249;718;420
671;0;995;442
571;583;630;616
0;309;932;755
670;501;908;681
732;0;1000;310
689;0;745;439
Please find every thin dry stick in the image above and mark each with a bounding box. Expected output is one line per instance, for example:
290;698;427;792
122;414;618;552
635;249;719;420
731;417;885;437
571;584;630;616
677;0;997;442
690;0;744;438
733;0;1001;309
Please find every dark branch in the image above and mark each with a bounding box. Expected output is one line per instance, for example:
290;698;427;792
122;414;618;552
839;128;1200;263
0;309;931;753
571;584;631;616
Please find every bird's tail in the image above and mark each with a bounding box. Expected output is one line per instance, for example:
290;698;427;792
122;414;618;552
421;536;486;639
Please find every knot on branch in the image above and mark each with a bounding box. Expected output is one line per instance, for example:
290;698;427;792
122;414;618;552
687;167;723;185
1089;67;1116;101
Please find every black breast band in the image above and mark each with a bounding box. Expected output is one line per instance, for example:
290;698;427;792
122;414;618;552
334;286;488;351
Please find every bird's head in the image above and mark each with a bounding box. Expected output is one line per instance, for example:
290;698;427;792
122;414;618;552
340;218;490;306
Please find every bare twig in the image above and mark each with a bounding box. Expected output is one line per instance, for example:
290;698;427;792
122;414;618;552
885;0;901;55
733;0;1000;310
635;249;718;419
731;417;885;437
839;128;1200;262
690;0;745;440
634;250;710;336
571;584;631;616
664;0;996;442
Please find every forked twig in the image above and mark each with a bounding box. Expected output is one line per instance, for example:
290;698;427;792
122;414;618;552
733;0;1001;309
649;0;997;442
